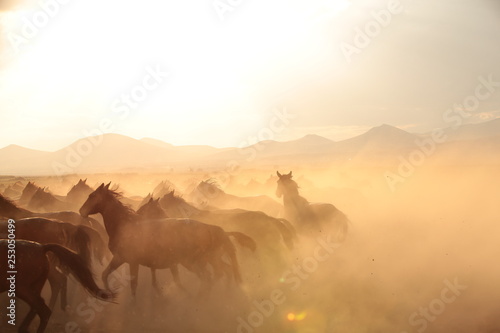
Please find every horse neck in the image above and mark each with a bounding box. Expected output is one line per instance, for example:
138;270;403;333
283;191;308;213
99;198;137;238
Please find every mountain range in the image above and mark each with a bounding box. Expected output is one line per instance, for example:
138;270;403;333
1;119;499;175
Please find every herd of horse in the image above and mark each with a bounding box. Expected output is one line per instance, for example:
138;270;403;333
0;171;349;333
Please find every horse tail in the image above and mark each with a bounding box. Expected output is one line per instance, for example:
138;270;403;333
226;232;257;252
220;234;243;284
80;225;109;265
73;225;92;266
42;244;114;302
269;218;296;250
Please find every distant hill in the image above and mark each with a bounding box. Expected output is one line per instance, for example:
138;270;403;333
0;119;499;175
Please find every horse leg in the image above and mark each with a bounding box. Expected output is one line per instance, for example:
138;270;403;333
101;255;125;291
129;263;139;298
18;294;51;333
60;274;68;311
34;296;52;333
192;262;212;299
151;268;160;292
47;267;60;310
170;264;187;293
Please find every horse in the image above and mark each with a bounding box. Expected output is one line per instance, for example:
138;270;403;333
159;190;296;273
189;179;283;217
28;188;68;213
19;181;40;205
276;171;349;240
79;183;246;298
0;240;114;333
0;194;108;242
3;184;22;200
152;179;180;198
136;197;167;220
66;179;93;211
137;197;257;289
0;217;108;311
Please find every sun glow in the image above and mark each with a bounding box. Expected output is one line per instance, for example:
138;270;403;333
0;0;352;148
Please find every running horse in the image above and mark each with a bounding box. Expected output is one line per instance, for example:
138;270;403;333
0;217;108;311
276;171;349;240
79;183;245;298
0;240;113;333
137;197;257;289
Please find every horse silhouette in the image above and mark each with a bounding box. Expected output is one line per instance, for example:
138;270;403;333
80;183;246;298
28;188;68;212
189;179;283;217
19;181;40;206
0;217;108;311
276;171;349;240
65;179;94;211
137;197;256;290
0;240;114;333
159;190;296;275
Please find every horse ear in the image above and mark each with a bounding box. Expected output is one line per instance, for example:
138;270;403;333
148;197;153;203
83;178;87;183
97;183;105;190
288;171;293;178
156;198;160;202
105;182;111;190
277;171;282;178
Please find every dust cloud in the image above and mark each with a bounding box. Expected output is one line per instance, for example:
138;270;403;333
1;154;499;333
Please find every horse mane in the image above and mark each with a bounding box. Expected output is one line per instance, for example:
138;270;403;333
105;188;138;220
200;179;223;193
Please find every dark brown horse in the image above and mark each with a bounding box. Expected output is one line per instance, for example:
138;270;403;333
0;240;114;333
160;190;296;255
137;197;256;289
276;171;349;240
80;183;246;298
0;218;108;310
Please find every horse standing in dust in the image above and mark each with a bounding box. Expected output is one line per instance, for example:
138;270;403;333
276;171;349;240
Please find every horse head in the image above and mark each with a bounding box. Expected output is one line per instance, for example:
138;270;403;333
79;182;111;217
276;171;297;198
137;197;166;219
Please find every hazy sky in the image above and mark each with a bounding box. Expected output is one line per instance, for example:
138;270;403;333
0;0;499;151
